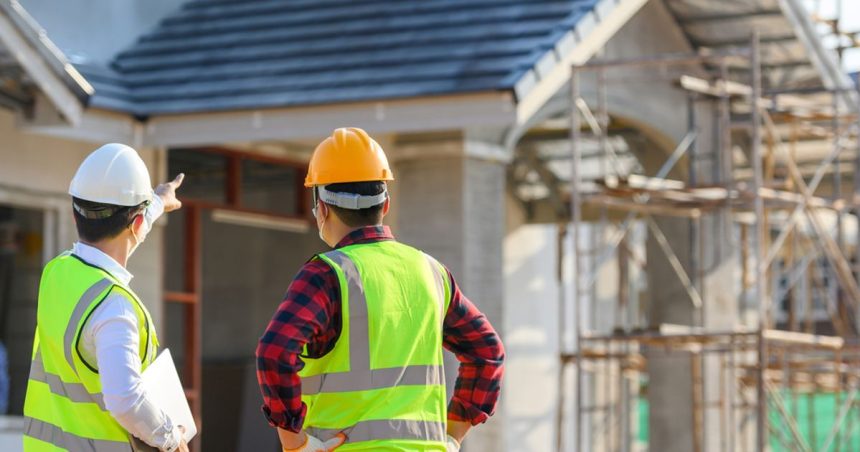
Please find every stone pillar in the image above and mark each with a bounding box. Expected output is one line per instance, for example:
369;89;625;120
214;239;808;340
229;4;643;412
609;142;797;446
391;129;508;452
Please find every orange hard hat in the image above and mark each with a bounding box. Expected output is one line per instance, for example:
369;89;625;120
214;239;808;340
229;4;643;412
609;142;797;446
304;127;394;187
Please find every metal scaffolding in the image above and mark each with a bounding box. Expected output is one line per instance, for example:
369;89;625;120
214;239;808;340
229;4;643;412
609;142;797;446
557;34;860;452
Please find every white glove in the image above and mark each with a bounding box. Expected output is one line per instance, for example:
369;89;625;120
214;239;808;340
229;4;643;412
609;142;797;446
446;434;461;452
283;433;346;452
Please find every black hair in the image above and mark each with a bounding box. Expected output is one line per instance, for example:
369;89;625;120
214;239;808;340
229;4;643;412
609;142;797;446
72;197;146;243
320;181;386;228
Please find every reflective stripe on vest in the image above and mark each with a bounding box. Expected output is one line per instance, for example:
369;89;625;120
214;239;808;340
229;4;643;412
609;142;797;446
29;351;105;411
30;277;113;414
24;417;131;452
301;245;449;447
63;278;112;371
308;419;446;444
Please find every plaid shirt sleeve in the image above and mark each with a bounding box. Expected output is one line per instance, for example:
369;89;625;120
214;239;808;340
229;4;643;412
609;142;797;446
255;259;340;433
442;267;506;425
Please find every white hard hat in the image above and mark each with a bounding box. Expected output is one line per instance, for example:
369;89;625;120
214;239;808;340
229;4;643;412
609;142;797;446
69;143;153;207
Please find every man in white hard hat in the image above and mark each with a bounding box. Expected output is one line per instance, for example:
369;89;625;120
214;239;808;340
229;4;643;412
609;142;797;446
22;143;190;451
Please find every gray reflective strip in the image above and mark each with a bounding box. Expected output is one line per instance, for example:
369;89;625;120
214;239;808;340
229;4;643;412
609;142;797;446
63;278;113;372
24;416;131;452
302;364;442;396
324;250;370;371
30;352;106;411
423;254;447;322
308;419;446;444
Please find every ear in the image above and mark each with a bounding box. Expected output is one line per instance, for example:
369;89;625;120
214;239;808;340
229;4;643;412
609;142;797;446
381;197;391;217
131;213;145;233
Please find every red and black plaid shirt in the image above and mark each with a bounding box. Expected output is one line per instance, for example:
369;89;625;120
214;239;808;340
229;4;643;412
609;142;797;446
255;225;505;432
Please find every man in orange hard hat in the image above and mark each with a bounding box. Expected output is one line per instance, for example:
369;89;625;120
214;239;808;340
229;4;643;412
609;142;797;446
256;127;505;452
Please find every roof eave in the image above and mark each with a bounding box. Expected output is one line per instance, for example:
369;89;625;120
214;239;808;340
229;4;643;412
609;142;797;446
511;0;649;130
0;0;93;125
140;91;518;147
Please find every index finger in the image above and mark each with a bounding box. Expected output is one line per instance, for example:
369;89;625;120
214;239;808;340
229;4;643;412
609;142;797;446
170;173;185;188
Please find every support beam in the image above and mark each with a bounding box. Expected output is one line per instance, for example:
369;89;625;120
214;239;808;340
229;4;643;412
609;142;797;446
693;34;796;48
677;10;783;25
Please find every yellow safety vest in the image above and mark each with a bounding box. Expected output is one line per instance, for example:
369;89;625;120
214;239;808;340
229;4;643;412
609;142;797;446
299;241;451;451
23;253;158;451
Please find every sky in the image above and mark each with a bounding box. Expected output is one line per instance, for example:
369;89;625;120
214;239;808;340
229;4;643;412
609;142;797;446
806;0;860;73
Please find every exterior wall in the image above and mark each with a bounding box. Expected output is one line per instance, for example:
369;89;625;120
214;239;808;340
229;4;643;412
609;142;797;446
502;224;562;452
20;0;180;65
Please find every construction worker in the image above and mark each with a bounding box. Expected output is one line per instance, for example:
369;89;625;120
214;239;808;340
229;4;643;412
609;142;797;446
256;128;505;452
23;143;190;451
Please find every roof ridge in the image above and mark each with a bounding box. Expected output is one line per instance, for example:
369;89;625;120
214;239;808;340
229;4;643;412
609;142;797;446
144;3;576;43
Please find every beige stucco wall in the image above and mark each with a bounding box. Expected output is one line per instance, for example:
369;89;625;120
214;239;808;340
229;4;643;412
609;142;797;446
0;108;166;329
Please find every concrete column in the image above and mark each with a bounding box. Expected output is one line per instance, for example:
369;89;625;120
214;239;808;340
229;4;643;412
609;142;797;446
392;129;508;452
645;98;738;452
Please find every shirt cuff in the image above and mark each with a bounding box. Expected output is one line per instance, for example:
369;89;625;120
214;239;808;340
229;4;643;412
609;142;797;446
161;425;183;452
447;397;491;426
262;403;307;433
145;191;165;226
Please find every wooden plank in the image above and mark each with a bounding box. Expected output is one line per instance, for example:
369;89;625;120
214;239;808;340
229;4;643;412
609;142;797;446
762;329;844;350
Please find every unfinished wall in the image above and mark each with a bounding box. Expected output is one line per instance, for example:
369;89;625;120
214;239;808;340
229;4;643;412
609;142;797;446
589;2;737;451
502;224;561;451
502;1;740;450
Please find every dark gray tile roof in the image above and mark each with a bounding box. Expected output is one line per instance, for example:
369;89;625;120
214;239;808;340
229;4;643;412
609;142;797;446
76;0;600;117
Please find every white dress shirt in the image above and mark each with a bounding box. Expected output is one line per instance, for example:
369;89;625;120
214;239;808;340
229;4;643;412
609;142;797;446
72;196;183;451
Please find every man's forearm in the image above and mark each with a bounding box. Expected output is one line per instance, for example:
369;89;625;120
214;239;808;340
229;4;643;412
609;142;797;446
278;427;308;449
112;396;182;451
447;420;471;443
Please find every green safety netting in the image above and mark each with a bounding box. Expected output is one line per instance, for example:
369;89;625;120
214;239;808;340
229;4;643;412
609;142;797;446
636;393;860;451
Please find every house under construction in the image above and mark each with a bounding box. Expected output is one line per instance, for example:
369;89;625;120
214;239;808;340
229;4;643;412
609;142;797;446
0;0;859;451
526;9;860;452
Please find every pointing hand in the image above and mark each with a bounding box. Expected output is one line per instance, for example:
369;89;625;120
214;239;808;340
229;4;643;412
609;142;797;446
155;173;185;213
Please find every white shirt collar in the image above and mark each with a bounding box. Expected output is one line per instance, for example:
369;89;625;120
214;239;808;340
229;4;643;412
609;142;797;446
72;242;133;285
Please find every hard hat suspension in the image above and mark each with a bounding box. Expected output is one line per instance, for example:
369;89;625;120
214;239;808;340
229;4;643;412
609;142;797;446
317;185;387;210
72;199;149;221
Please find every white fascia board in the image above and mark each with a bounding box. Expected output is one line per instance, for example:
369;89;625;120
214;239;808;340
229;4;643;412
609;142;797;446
20;109;139;145
141;92;517;147
514;0;649;126
0;2;86;125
